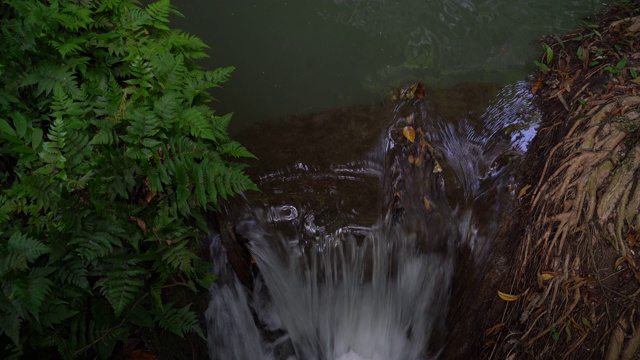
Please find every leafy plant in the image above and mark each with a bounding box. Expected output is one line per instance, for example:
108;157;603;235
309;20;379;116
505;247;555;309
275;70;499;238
534;43;554;72
604;58;627;76
0;0;256;358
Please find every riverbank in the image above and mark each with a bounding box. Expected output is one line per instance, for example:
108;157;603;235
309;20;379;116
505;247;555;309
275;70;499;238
455;2;640;359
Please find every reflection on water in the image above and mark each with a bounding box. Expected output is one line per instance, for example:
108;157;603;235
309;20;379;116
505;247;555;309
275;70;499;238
170;0;603;129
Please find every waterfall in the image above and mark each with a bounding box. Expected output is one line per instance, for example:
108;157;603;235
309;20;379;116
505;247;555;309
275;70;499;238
205;232;272;360
236;214;455;360
205;83;535;359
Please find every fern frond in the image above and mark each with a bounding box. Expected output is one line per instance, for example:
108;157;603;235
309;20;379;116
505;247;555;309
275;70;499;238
69;231;122;261
155;303;203;339
153;93;179;122
174;162;190;215
19;64;77;97
180;105;216;141
0;308;22;346
7;231;50;263
40;301;80;328
90;121;118;146
166;31;208;59
96;267;146;317
220;141;257;159
54;257;90;291
119;6;152;30
211;113;233;138
161;238;197;273
145;0;171;30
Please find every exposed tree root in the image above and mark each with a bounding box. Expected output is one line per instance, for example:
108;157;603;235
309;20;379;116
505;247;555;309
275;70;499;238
483;2;640;359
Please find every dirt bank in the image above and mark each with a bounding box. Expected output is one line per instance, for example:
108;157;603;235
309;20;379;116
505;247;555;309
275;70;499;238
449;2;640;359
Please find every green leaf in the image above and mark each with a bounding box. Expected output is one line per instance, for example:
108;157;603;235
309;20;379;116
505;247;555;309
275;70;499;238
155;303;204;339
543;44;553;64
31;127;43;150
12;113;27;139
96;267;146;317
0;118;17;137
220;141;257;159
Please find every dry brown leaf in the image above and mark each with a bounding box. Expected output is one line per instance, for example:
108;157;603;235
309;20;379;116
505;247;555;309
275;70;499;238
518;184;532;200
532;77;542;95
403;126;416;143
407;154;415;164
485;323;505;337
625;233;638;247
129;216;148;235
498;290;522;301
614;256;633;269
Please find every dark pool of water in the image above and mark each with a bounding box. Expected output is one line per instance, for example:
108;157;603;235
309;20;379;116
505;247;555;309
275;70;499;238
169;0;605;130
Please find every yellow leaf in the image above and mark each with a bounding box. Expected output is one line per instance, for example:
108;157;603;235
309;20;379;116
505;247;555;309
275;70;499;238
403;126;416;143
539;272;555;281
517;184;532;200
497;290;522;301
423;196;433;210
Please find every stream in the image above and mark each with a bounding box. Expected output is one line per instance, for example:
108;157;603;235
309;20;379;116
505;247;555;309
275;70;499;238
164;0;612;359
206;81;537;359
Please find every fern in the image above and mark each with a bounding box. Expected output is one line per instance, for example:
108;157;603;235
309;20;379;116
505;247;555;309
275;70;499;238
155;303;204;339
161;238;197;273
145;0;171;31
96;267;146;316
1;0;256;356
166;31;209;59
6;232;49;263
180;105;216;140
220;141;258;159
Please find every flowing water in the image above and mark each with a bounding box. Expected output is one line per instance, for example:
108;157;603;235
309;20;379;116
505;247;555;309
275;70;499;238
205;81;539;359
167;0;612;358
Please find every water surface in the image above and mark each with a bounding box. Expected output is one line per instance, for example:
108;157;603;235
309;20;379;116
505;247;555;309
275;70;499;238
170;0;605;130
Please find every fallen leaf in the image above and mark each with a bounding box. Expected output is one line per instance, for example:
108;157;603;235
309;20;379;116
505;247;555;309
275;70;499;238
517;184;532;200
408;155;415;164
614;256;632;269
625;233;638;247
564;276;588;290
423;196;433;210
539;271;555;281
129;216;148;235
415;82;426;99
485;323;505;337
497;290;522;302
532;77;542;95
403;126;416;143
145;190;156;203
